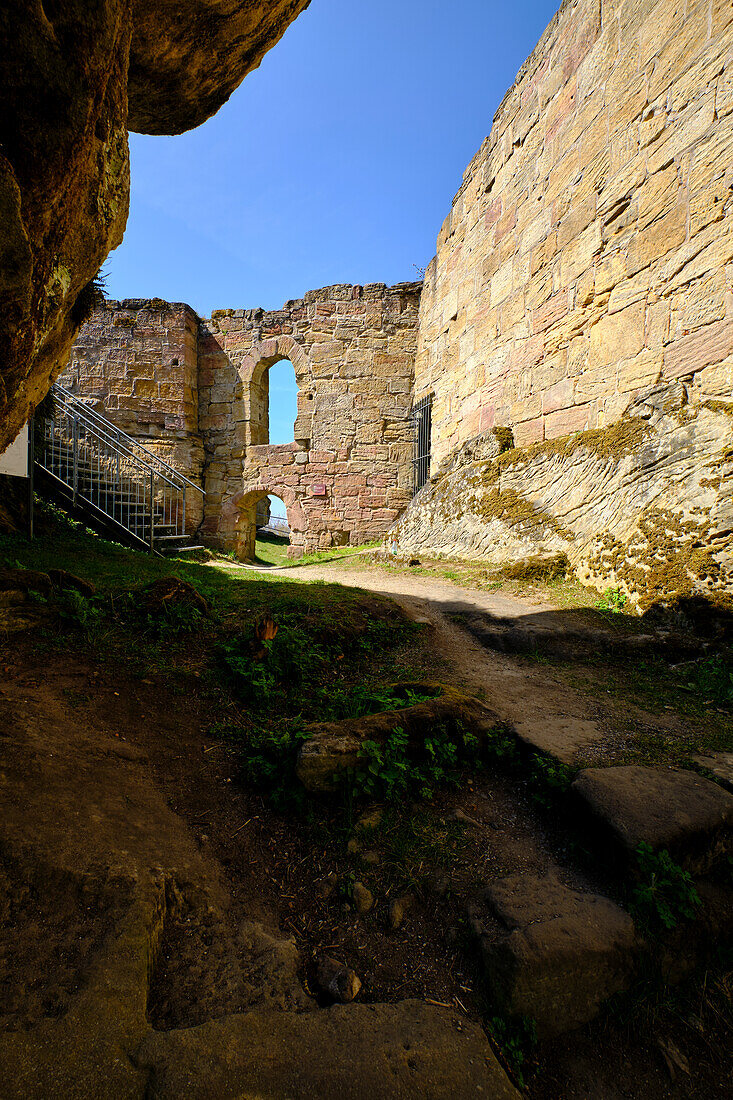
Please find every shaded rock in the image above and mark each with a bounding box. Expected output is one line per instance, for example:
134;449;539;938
352;882;374;914
315;872;338;900
128;0;313;135
388;895;413;931
0;567;52;598
297;682;499;792
138;1000;520;1099
48;569;96;598
356;807;384;832
572;766;733;873
480;875;637;1037
316;956;361;1004
692;753;733;793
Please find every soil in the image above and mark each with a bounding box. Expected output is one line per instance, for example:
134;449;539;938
0;558;730;1097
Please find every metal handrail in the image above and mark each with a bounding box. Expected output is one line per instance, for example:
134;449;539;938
52;384;204;496
35;384;204;552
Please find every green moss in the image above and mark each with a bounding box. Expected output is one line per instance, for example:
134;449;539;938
469;486;574;539
482;416;651;483
702;399;733;418
491;425;515;453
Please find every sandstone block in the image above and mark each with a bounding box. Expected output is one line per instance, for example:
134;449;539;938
480;875;637;1037
572;766;733;872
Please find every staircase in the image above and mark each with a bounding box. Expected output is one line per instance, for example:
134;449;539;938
34;385;205;555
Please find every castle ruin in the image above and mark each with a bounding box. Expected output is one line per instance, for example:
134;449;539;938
63;0;733;603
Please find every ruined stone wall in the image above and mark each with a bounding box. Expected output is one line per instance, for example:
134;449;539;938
60;299;204;528
415;0;733;465
198;282;421;556
65;283;421;556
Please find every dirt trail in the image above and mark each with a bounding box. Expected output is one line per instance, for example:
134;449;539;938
280;562;606;763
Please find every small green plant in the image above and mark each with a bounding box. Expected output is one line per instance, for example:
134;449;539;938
630;843;702;931
679;654;733;709
597;586;628;613
344;719;483;805
486;1015;538;1089
58;589;105;638
483;723;521;769
211;720;311;810
527;753;576;808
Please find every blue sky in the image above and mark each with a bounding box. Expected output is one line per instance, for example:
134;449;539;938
108;0;559;315
106;0;560;521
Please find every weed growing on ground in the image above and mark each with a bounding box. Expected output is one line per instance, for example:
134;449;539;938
597;586;629;613
678;653;733;709
344;720;484;805
486;1015;538;1089
527;753;577;808
629;843;702;931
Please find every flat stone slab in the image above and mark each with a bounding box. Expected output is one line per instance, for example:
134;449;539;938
138;1000;520;1099
572;766;733;872
693;753;733;793
480;875;636;1037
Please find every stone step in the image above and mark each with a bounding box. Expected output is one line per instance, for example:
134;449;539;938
469;874;637;1038
571;765;733;875
137;1000;520;1099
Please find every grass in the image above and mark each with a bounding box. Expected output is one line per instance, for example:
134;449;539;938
254;531;291;566
561;653;733;768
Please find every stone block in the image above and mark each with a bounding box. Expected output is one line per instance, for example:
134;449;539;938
663;319;733;380
545;402;594;439
479;875;637;1037
572;766;733;872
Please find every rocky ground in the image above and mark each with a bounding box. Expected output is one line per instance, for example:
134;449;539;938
0;517;731;1097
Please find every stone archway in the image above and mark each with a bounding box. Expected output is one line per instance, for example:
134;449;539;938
231;484;306;561
237;335;313;451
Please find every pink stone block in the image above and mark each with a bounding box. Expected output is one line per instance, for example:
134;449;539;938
663;319;733;380
545;402;593;439
513;416;545;447
542;378;574;414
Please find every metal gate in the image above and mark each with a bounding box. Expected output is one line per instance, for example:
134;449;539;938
410;393;433;495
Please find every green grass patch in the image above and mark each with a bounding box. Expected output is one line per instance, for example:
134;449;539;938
254;531;291;566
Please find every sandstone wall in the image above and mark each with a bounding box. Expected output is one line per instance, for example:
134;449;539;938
60;299;205;528
415;0;733;464
198;283;421;556
64;283;421;556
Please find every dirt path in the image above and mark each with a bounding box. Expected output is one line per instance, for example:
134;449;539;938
273;562;607;764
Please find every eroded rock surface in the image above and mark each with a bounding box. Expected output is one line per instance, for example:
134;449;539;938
0;0;310;453
389;384;733;607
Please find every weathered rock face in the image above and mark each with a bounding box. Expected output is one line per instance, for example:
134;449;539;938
0;0;132;455
128;1;312;135
0;0;310;454
389;384;733;608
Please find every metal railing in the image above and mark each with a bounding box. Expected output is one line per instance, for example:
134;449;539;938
34;384;204;551
410;393;433;495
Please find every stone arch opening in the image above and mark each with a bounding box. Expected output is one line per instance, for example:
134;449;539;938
265;360;299;445
234;485;304;562
243;336;312;451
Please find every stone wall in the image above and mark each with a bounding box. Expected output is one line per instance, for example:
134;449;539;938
198;282;421;556
65;283;421;556
60;298;205;530
415;0;733;465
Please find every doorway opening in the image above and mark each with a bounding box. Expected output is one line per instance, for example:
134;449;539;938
255;493;290;565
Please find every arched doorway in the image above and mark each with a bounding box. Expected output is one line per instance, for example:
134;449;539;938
254;493;291;565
